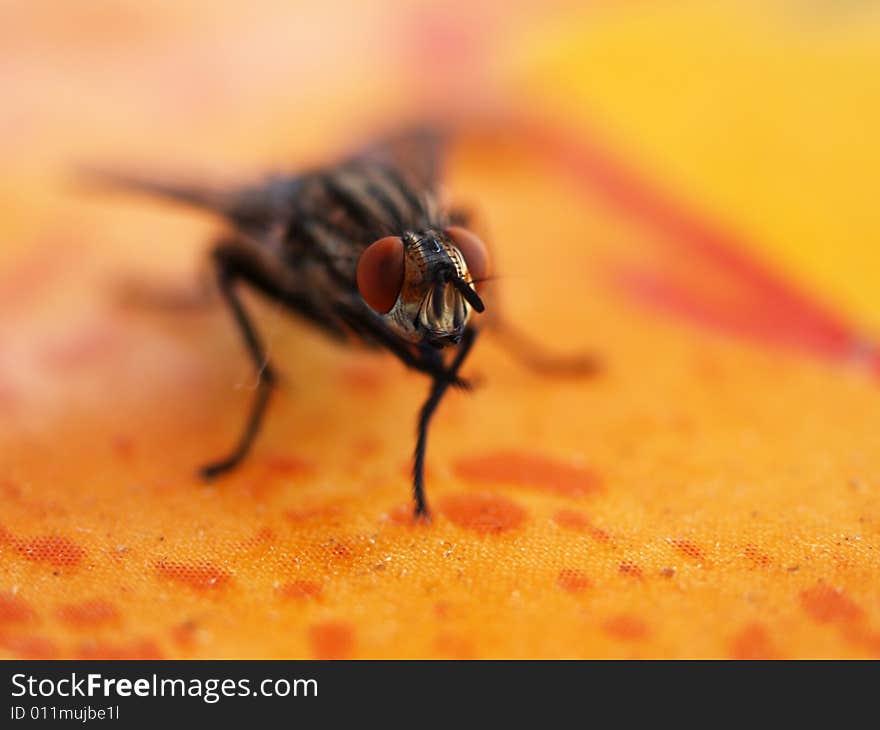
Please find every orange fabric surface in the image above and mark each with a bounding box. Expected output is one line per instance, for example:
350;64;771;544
2;1;880;659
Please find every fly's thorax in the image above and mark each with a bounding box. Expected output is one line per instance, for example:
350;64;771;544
385;230;473;347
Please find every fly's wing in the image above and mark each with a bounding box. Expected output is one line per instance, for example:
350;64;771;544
348;126;447;196
77;167;300;236
81;127;446;227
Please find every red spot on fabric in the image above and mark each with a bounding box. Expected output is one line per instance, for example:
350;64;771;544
0;380;19;412
17;535;86;567
265;454;314;478
693;353;725;381
284;504;344;524
0;592;35;624
308;621;354;660
557;569;591;594
455;451;601;498
155;561;232;591
239;527;277;551
111;436;135;462
333;543;357;562
434;633;475;659
1;634;58;659
251;526;278;545
278;581;323;601
386;503;424;527
320;537;369;564
57;599;120;627
843;626;880;657
77;639;163;659
743;545;772;568
401;7;490;110
353;437;381;457
800;584;864;625
618;561;644;579
603;614;649;641
552;509;589;530
552;509;611;542
1;480;22;501
40;323;121;371
438;493;527;534
171;621;198;650
669;539;706;564
404;6;484;72
255;526;276;542
729;623;778;660
0;242;78;311
338;363;387;392
863;633;880;657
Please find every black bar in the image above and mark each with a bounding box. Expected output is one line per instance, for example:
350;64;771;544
0;660;874;726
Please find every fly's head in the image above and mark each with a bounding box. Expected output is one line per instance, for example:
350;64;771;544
357;227;488;348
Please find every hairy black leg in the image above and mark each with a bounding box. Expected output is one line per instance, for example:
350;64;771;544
335;303;470;388
412;327;478;519
199;246;278;479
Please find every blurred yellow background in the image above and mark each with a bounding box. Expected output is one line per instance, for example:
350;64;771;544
1;0;879;658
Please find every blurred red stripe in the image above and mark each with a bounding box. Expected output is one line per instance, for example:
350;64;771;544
515;115;870;366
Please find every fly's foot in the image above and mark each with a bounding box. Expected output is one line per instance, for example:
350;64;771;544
487;316;602;379
448;373;475;390
425;366;472;390
198;458;240;481
532;351;602;378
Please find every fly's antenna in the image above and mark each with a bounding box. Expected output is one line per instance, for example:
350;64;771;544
468;275;500;287
432;272;447;319
449;275;485;313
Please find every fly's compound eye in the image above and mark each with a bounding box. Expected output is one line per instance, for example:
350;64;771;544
445;226;489;287
357;236;405;314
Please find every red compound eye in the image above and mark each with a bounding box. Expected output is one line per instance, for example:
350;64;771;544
445;226;489;286
357;236;405;314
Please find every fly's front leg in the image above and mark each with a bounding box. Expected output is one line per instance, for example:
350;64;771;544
199;243;278;479
335;303;471;388
412;327;478;519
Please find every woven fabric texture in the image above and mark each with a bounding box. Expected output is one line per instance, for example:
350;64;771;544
1;1;879;658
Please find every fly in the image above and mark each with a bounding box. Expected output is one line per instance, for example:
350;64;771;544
86;128;596;519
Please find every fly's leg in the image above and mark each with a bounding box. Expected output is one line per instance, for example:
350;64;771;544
199;244;278;479
114;270;217;313
487;314;600;378
336;303;471;388
442;206;598;378
412;327;478;519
